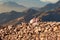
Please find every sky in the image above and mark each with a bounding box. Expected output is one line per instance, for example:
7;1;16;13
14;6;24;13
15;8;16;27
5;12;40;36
0;0;59;8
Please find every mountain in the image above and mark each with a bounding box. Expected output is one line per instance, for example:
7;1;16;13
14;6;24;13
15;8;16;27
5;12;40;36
41;7;60;22
4;0;60;24
0;8;39;25
0;11;25;25
0;1;60;25
39;1;60;12
2;7;60;25
24;8;39;22
23;1;60;22
0;1;27;13
2;1;25;8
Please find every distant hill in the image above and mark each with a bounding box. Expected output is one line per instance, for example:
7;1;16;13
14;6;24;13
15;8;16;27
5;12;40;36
24;8;39;22
23;1;60;22
0;11;25;25
2;1;25;8
39;1;60;12
41;7;60;22
30;1;60;22
0;1;27;13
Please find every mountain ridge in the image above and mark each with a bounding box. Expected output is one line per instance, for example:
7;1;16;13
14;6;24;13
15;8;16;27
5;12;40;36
0;1;27;13
0;1;60;25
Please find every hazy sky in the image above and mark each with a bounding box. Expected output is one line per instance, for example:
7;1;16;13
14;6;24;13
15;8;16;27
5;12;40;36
0;0;59;8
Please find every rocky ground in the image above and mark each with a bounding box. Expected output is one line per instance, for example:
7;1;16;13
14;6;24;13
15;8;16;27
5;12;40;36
0;22;60;40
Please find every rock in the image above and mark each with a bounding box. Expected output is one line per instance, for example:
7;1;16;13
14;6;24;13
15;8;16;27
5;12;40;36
0;22;60;40
53;26;58;31
8;25;12;30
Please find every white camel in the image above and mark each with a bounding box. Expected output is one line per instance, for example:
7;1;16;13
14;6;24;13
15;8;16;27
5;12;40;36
29;17;40;26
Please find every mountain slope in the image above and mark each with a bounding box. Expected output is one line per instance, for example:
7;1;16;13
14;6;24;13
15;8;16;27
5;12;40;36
23;1;60;22
31;1;60;22
0;11;25;25
24;8;39;22
40;7;60;21
0;1;27;13
39;1;60;12
2;1;25;8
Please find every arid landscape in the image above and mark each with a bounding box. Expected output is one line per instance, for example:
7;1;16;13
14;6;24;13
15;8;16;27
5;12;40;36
0;0;60;40
0;22;60;40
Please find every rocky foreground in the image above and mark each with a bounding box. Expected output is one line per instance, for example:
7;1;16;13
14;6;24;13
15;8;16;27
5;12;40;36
0;22;60;40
